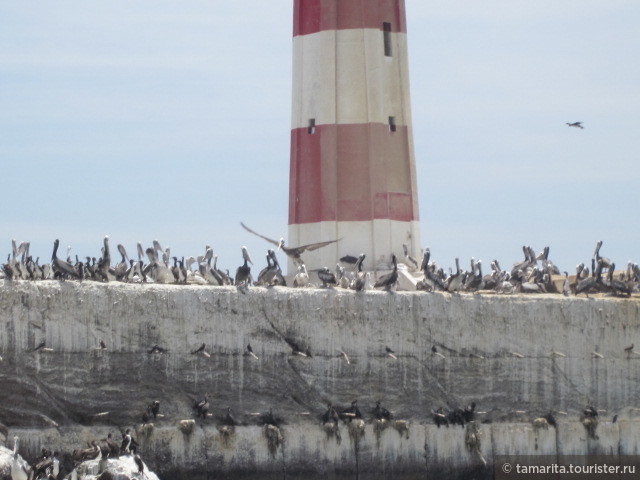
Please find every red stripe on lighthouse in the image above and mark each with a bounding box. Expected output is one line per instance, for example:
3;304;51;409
293;0;407;37
289;123;417;224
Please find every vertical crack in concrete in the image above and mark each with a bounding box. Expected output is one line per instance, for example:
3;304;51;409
550;358;587;400
407;355;459;406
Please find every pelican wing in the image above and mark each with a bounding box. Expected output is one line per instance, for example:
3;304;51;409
240;222;281;248
293;238;341;253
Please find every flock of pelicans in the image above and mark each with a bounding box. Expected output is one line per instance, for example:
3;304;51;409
0;227;639;297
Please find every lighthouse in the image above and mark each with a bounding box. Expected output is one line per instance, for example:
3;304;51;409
288;0;421;272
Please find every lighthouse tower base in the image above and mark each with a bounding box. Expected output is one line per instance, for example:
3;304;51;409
288;219;420;273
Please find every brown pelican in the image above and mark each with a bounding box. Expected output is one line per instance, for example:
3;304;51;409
352;254;367;291
566;121;584;129
593;240;612;268
241;222;340;266
96;236;111;282
576;259;603;296
235;246;253;286
113;244;129;280
607;263;632;297
293;264;310;287
374;254;398;291
51;239;80;279
402;244;419;271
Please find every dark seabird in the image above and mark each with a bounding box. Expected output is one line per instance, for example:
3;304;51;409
462;402;476;422
339;400;362;422
222;407;237;426
625;344;634;353
191;343;206;354
447;408;466;427
543;411;557;428
612;414;618;424
317;267;337;288
372;401;392;421
258;408;282;427
105;433;119;457
100;340;107;350
134;454;144;475
340;255;359;265
241;222;340;266
566;121;584;129
432;408;448;428
33;340;46;352
120;429;138;455
374;254;398;291
583;405;598;418
385;346;398;360
194;395;209;419
150;400;160;419
246;343;259;359
147;345;166;355
322;403;340;424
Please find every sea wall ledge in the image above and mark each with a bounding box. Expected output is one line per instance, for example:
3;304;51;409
1;281;640;479
5;420;640;480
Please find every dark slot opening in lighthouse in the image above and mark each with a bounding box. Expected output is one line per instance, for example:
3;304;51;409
388;116;396;132
383;22;392;57
308;119;316;134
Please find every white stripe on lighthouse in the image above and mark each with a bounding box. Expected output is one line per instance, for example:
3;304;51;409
292;29;413;128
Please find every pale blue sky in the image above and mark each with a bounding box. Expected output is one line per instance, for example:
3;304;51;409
1;1;639;274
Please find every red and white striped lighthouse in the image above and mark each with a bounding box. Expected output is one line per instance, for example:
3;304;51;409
288;0;421;272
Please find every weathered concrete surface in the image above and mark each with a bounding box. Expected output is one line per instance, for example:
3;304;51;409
1;281;640;478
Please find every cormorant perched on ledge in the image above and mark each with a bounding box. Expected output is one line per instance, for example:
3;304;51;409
372;401;392;421
194;395;210;420
322;403;340;425
147;344;166;354
339;400;362;423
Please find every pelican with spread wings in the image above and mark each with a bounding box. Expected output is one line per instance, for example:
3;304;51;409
240;222;340;267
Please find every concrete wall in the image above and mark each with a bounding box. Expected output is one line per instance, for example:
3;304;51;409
1;281;640;478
